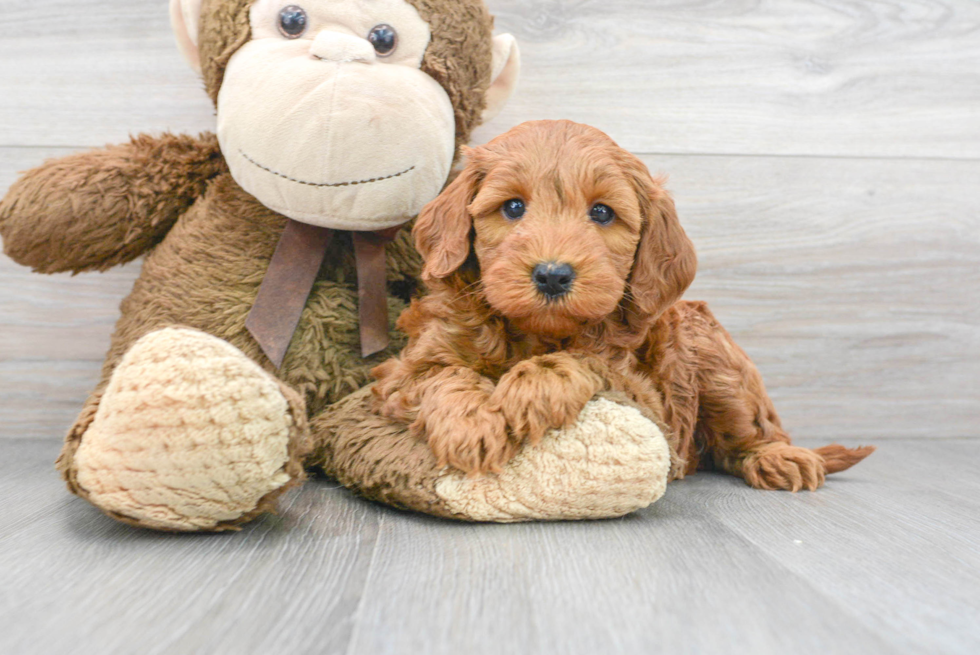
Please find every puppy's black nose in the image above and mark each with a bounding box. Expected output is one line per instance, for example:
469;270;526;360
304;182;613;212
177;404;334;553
532;262;576;299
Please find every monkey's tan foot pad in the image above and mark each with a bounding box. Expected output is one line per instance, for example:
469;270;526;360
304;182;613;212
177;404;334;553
72;328;304;531
434;398;671;522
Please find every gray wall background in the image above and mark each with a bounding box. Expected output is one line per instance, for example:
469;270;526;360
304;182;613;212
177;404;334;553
1;0;977;439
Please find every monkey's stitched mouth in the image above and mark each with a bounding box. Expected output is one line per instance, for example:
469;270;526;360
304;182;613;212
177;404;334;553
239;150;415;188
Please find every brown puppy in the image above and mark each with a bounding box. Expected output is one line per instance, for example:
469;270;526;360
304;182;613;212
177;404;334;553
373;120;873;491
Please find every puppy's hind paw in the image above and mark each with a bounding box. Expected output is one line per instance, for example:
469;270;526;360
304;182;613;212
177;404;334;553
741;443;826;492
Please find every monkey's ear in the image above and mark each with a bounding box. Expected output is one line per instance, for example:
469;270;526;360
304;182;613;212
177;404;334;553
482;34;521;123
170;0;203;75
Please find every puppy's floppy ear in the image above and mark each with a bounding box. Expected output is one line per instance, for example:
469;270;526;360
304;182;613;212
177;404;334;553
413;153;483;283
624;158;697;327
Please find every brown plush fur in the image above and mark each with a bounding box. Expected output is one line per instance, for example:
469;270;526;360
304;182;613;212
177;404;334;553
0;0;500;528
373;120;875;490
28;150;422;502
0;133;226;274
310;386;462;519
308;385;667;520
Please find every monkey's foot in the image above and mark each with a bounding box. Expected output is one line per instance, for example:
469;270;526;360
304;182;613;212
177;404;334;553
434;396;671;521
72;328;309;531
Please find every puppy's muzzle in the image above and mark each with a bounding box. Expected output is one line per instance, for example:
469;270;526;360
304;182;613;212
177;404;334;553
532;262;576;300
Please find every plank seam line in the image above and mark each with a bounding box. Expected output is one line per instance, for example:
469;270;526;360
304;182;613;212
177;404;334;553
696;500;925;653
633;151;980;163
2;145;980;164
344;511;386;655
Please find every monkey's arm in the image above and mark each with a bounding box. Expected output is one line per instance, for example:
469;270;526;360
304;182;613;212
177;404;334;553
0;132;226;274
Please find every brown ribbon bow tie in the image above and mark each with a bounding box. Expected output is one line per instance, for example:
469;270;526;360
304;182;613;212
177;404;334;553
245;219;404;369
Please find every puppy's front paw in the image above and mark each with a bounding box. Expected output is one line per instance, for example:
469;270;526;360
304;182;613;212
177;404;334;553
492;354;605;443
741;443;826;492
414;398;514;475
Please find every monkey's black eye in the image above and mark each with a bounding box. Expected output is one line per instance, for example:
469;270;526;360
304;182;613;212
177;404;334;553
502;199;526;220
368;24;398;56
278;5;308;38
590;203;616;226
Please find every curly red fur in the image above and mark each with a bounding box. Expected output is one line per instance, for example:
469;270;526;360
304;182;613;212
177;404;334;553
374;120;874;488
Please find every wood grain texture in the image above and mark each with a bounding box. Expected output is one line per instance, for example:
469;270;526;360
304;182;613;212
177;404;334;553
3;146;977;439
0;3;214;148
346;498;896;655
476;0;980;158
2;3;978;654
668;153;980;439
1;1;978;157
1;0;979;440
687;442;980;654
0;440;384;655
2;438;978;654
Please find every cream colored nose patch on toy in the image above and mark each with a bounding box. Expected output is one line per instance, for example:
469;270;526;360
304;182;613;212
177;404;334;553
217;0;455;231
217;53;455;230
174;0;521;232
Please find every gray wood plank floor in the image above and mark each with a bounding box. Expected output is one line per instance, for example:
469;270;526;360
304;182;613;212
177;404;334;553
2;438;977;655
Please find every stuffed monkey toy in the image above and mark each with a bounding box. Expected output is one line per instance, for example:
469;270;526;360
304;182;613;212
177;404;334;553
0;0;672;531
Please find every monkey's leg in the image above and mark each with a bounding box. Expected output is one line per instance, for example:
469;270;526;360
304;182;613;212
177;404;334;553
309;386;672;522
57;327;311;531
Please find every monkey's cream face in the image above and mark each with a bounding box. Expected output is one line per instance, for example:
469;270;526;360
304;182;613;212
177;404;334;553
217;0;456;230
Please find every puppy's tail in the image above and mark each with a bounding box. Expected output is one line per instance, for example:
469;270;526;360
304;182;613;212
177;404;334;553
813;443;876;474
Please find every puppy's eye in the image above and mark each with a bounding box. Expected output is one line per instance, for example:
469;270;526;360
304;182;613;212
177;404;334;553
590;203;616;226
368;24;398;56
278;5;308;38
501;199;526;220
